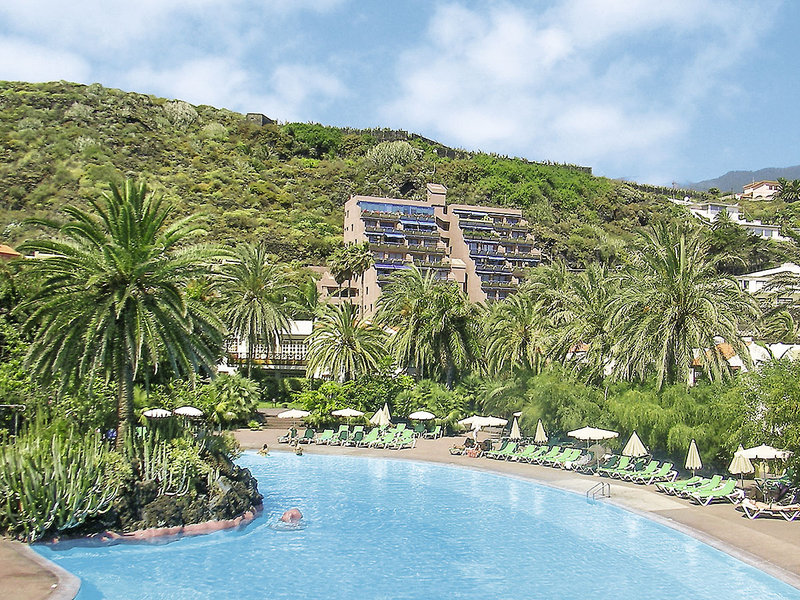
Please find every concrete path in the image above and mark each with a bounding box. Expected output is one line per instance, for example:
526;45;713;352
6;427;800;598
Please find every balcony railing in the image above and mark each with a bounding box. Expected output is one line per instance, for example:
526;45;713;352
481;280;517;289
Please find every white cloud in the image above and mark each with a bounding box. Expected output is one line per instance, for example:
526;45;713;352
382;0;773;182
0;37;90;83
124;58;346;121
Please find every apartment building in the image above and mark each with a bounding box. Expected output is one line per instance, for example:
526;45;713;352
222;320;313;376
670;198;786;241
343;183;541;314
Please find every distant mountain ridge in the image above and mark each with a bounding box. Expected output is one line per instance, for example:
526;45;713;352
687;165;800;193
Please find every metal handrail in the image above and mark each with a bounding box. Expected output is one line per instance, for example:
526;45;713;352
586;481;611;500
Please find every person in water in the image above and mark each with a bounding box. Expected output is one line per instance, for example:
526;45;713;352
258;443;270;456
280;508;303;523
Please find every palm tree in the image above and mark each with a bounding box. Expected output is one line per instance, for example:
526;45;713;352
549;263;617;382
376;264;439;378
214;242;292;376
484;293;548;376
327;244;353;301
608;223;760;388
377;264;479;387
305;302;387;381
347;241;374;315
18;180;223;447
777;178;800;203
422;283;481;388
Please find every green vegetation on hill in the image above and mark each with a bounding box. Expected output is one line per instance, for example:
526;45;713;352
1;80;762;268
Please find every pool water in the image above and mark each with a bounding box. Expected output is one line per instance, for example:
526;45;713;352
36;452;800;600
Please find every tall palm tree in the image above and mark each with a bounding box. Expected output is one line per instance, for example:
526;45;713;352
484;292;548;376
18;180;223;447
422;283;481;388
347;241;374;314
305;302;387;381
376;264;439;378
377;264;479;387
214;242;292;376
550;263;617;382
608;223;760;389
327;244;353;301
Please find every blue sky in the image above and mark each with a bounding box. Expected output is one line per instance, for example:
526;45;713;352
0;0;797;185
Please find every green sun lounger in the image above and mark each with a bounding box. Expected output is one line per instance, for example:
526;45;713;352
655;475;703;494
547;448;583;467
620;460;659;481
343;430;364;446
391;430;415;449
521;446;549;463
598;455;631;476
533;446;563;465
487;442;517;460
329;428;350;446
298;428;315;444
629;462;676;485
314;429;334;444
358;428;380;447
676;475;723;498
423;425;442;439
370;429;397;448
689;479;743;506
510;445;540;462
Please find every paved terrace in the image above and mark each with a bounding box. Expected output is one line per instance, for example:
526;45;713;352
5;428;800;599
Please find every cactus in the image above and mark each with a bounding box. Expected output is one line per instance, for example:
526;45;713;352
0;422;119;542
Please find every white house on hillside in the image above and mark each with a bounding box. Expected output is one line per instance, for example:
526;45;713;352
740;180;780;201
671;198;786;241
736;262;800;301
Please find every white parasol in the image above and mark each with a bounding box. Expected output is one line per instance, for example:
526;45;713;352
685;439;702;474
509;417;521;440
277;409;310;419
370;403;392;427
332;408;365;418
534;419;548;444
622;431;648;458
729;444;754;489
173;406;204;418
142;408;171;419
408;410;436;420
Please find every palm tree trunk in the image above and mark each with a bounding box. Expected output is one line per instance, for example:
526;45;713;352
116;362;134;451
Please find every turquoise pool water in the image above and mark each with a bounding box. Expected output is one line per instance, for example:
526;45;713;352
36;452;800;599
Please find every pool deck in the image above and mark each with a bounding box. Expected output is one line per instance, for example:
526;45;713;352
5;428;800;598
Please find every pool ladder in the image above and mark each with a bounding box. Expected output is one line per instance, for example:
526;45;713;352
586;481;611;501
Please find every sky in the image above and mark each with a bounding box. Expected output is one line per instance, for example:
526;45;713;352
1;0;798;185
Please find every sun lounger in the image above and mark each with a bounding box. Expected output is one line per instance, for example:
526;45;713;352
655;475;703;494
314;429;334;444
329;427;350;446
487;442;517;460
510;445;541;462
676;475;723;498
629;462;676;485
370;429;397;448
521;446;549;464
390;430;416;450
620;460;659;482
278;427;298;444
533;446;563;465
688;479;743;506
358;428;380;447
413;424;426;437
598;456;631;477
298;428;316;444
543;448;581;467
740;499;800;521
423;425;442;439
343;430;364;446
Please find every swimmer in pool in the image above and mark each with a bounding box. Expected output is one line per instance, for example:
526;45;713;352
280;508;303;523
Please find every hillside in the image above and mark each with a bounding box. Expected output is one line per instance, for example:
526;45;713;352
0;80;744;266
687;165;800;193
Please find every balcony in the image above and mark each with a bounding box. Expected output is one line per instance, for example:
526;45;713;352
481;280;517;289
407;244;445;254
475;263;512;273
361;210;400;220
365;225;402;234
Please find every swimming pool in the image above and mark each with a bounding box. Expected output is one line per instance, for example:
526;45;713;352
36;452;800;599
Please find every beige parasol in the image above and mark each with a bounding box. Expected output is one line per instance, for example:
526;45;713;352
534;419;548;444
509;417;521;440
685;439;702;475
622;431;648;457
729;444;754;489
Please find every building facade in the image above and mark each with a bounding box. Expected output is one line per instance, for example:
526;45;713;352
222;320;313;376
343;183;541;314
740;180;780;201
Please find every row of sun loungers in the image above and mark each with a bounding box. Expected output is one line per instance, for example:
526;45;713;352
655;474;745;506
280;424;428;450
